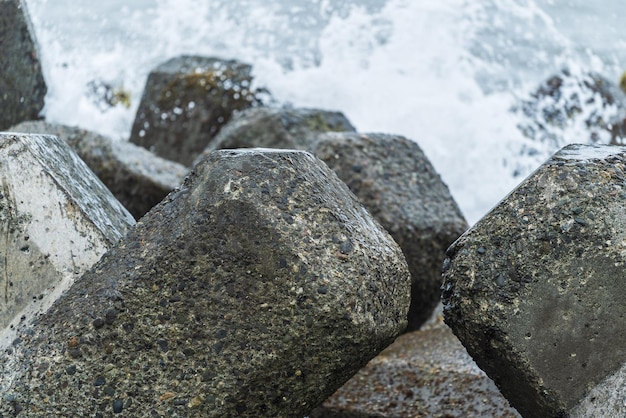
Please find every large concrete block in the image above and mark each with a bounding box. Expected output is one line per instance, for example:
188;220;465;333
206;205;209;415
310;324;520;417
130;55;266;166
0;0;47;129
312;133;468;331
11;121;188;219
195;106;356;161
0;133;134;342
442;144;626;417
0;149;410;417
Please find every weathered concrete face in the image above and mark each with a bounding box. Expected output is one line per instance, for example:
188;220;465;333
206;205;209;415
312;133;468;331
0;149;410;417
130;55;266;166
0;0;47;129
309;324;520;418
10;121;188;219
442;144;626;417
0;133;134;340
195;106;356;162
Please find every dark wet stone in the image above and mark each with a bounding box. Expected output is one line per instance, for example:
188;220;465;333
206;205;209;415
130;55;269;166
0;149;410;417
9;121;188;219
311;133;468;331
443;144;626;417
112;399;123;414
193;106;355;165
92;318;105;329
0;0;46;130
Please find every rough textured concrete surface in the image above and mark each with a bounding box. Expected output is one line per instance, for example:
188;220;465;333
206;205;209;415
0;133;134;340
193;106;355;164
0;0;47;129
309;322;520;418
130;55;266;166
0;149;410;417
442;144;626;417
312;133;468;331
10;121;188;219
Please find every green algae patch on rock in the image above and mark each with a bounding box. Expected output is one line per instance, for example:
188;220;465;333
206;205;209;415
442;144;626;417
0;149;410;417
0;133;134;340
11;121;188;219
0;0;46;130
312;133;468;331
130;55;268;166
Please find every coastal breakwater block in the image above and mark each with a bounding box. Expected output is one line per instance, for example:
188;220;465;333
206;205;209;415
0;133;134;338
312;133;468;331
310;324;520;417
195;106;356;161
11;121;188;219
130;55;266;166
0;0;47;129
0;149;411;417
442;144;626;417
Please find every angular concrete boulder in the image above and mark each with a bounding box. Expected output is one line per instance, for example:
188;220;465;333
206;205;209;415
195;106;355;161
513;69;626;150
312;133;468;331
309;324;520;417
0;133;134;339
443;144;626;417
0;149;410;417
0;0;47;129
130;55;266;166
11;121;188;219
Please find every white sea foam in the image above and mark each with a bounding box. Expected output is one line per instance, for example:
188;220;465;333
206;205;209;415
24;0;626;224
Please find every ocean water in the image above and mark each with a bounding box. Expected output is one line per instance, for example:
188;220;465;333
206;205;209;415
24;0;626;224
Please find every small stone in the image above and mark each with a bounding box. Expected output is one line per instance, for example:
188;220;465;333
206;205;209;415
112;399;123;414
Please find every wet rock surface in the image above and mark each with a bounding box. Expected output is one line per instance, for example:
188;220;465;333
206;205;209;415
0;149;410;417
309;321;520;418
130;55;267;166
10;121;188;219
194;106;355;164
0;0;47;129
0;133;134;339
443;144;626;417
312;133;468;331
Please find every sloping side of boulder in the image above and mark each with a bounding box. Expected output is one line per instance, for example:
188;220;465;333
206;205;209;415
10;121;188;219
0;0;47;129
197;106;355;157
443;144;626;417
130;55;266;166
0;149;410;417
312;133;468;330
0;133;134;340
309;324;520;417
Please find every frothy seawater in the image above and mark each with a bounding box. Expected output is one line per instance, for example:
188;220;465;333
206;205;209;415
25;0;626;224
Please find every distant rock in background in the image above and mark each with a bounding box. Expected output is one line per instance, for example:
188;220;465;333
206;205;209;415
443;144;626;417
0;0;47;130
312;133;468;331
513;68;626;151
309;322;520;418
196;106;355;159
0;149;410;417
11;121;188;219
0;133;134;340
130;55;269;166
